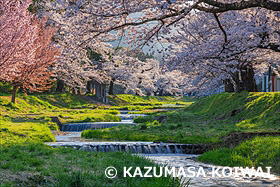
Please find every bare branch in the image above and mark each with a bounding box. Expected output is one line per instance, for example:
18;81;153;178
198;0;280;13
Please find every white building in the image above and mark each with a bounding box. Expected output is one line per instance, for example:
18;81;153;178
261;67;280;92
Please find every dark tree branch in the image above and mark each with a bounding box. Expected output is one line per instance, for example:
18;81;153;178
199;0;280;13
258;43;280;52
213;13;228;55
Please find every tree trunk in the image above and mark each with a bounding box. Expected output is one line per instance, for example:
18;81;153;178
86;81;92;93
77;88;81;95
56;79;64;92
233;71;242;93
224;79;235;92
108;79;114;95
241;65;257;92
159;89;163;96
236;83;241;93
11;85;18;103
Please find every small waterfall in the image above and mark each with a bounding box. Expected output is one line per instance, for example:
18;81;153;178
46;143;205;154
51;109;208;154
155;146;161;153
137;145;143;153
99;145;105;152
105;145;110;152
110;145;115;152
61;122;135;132
143;145;149;154
131;145;136;153
60;111;144;132
166;145;172;153
125;145;130;152
149;145;154;154
175;145;182;154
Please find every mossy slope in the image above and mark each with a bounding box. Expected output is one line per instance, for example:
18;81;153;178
83;92;280;143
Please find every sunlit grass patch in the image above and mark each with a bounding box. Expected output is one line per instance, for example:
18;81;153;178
108;94;194;106
56;109;121;123
84;92;280;144
198;136;280;173
0;117;55;145
0;93;95;115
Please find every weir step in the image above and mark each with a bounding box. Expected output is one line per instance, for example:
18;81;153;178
61;122;136;131
46;142;208;154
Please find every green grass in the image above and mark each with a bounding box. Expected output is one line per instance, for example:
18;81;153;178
0;116;56;145
1;91;279;185
0;93;122;144
0;93;188;186
83;92;280;143
108;94;194;106
0;93;92;116
55;109;121;123
0;93;91;113
0;93;121;123
0;143;183;187
0;93;193;145
198;136;280;173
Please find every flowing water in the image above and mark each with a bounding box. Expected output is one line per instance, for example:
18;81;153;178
60;110;144;131
47;109;280;187
144;154;279;187
46;142;203;154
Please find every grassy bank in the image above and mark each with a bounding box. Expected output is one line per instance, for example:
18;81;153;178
0;93;123;145
0;93;193;145
105;94;194;114
0;116;56;145
82;92;280;173
198;136;280;173
0;93;121;122
108;94;193;107
83;92;280;143
0;93;183;186
0;143;182;187
0;93;91;113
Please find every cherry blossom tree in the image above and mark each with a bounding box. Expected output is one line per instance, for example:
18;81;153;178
104;51;187;96
37;0;279;95
102;49;158;95
155;70;186;96
36;0;115;90
165;9;279;93
1;0;37;74
0;0;60;102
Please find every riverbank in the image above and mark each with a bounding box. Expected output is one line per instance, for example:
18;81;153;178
0;93;189;186
1;92;279;186
0;143;182;186
82;92;280;173
83;92;280;143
